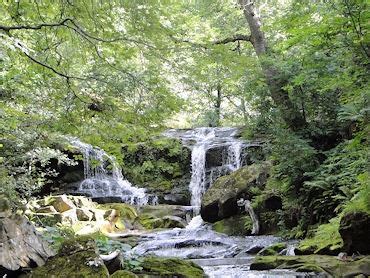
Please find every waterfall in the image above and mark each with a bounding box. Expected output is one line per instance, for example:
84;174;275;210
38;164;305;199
164;127;247;215
189;144;207;213
69;138;155;206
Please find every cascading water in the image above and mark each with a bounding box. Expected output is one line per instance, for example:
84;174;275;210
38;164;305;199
69;138;156;206
164;127;248;214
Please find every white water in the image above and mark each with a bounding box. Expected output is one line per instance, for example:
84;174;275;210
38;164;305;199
69;138;156;206
164;127;247;214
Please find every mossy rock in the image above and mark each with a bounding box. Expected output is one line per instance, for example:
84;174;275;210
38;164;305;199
121;137;191;197
251;255;370;277
97;203;138;221
138;257;205;277
297;219;343;255
110;270;138;278
138;214;185;230
212;215;252;236
257;243;287;256
139;214;164;230
201;162;270;223
29;237;109;277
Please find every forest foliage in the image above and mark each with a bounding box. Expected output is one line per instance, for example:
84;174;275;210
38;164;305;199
0;0;369;235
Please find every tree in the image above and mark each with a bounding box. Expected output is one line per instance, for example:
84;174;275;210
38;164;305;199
236;0;306;130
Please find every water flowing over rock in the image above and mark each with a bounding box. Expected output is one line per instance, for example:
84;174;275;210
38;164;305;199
69;138;156;205
164;127;261;214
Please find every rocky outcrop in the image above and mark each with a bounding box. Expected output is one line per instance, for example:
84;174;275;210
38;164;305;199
201;162;270;223
138;205;192;229
121;137;192;205
0;196;55;276
28;237;109;277
139;257;205;277
212;215;251;236
250;255;370;277
339;211;370;254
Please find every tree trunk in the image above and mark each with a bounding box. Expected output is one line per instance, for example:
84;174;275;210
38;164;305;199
214;84;222;126
238;0;306;131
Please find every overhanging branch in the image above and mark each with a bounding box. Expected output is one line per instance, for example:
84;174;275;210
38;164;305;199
213;34;251;44
0;18;73;32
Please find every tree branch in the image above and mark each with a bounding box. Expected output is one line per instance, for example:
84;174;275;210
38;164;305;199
213;34;251;44
0;18;73;32
22;51;84;80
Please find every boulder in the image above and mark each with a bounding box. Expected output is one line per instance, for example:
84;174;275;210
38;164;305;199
139;257;204;277
163;175;191;205
339;211;370;254
162;215;187;228
47;195;75;213
36;206;58;213
201;162;270;223
250;255;370;277
212;215;251;236
257;243;287;256
0;196;11;218
205;146;225;168
0;198;55;275
29;237;109;278
121;137;192;205
76;208;93;221
138;205;192;222
31;212;63;226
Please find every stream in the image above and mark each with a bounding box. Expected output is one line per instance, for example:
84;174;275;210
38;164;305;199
71;128;315;277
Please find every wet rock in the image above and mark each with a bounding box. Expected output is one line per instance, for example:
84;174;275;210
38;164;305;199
250;255;370;277
162;215;187;228
29;237;109;278
121;137;192;205
163;177;191;205
92;196;124;204
205;146;225;168
0;200;55;275
139;257;205;277
257;243;287;256
245;245;264;254
212;215;251;236
201;162;270;223
339;211;370;254
138;205;192;222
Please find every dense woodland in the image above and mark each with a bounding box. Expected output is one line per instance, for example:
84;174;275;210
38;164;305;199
0;0;369;277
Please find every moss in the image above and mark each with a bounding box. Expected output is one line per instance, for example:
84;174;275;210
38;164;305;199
29;237;109;278
138;214;164;229
251;255;370;277
110;270;138;278
97;203;138;221
202;162;270;208
212;215;251;236
121;137;191;193
138;214;185;229
298;217;343;255
139;257;205;277
258;243;287;256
